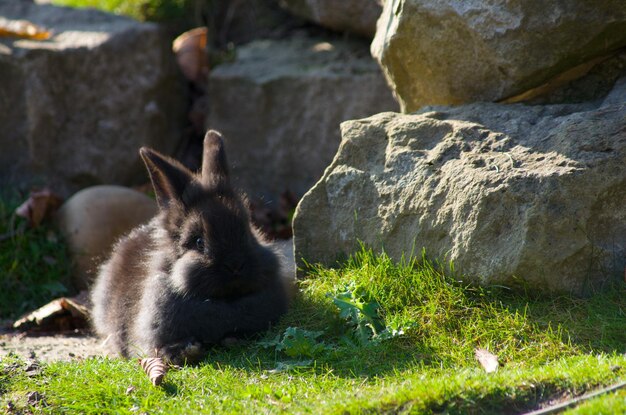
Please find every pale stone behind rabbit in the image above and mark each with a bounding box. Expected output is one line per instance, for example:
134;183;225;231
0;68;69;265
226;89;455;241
91;130;290;363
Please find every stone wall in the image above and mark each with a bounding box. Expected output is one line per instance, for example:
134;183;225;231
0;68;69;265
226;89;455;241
0;1;185;194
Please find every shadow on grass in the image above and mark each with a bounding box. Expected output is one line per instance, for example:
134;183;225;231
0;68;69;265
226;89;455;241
201;293;436;377
481;282;626;355
203;277;626;381
161;381;179;396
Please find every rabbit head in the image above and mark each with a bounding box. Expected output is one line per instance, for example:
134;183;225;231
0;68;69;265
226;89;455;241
139;130;276;299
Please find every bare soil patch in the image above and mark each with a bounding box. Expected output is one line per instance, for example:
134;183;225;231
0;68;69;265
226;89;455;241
0;328;104;362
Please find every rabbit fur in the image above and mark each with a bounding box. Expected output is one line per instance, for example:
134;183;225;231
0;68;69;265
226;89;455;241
90;130;290;363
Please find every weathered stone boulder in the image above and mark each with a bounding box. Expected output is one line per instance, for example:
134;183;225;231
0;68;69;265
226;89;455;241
0;1;185;194
294;77;626;293
278;0;382;38
372;0;626;112
55;185;157;290
207;35;398;204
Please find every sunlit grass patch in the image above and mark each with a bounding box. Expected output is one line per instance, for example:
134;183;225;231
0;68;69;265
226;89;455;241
51;0;188;22
1;214;625;413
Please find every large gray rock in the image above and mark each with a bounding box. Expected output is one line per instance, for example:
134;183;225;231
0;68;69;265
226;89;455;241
278;0;382;38
294;77;626;293
372;0;626;112
207;36;398;203
0;1;185;194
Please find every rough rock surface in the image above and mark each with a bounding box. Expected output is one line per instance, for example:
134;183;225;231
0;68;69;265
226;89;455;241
278;0;382;38
55;186;157;290
0;1;185;194
371;0;626;112
293;77;626;293
207;35;398;204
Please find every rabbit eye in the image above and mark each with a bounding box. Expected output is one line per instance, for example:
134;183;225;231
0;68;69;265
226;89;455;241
195;237;205;251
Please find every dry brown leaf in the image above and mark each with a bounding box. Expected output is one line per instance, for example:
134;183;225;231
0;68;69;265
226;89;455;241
0;18;52;40
173;27;210;84
13;299;65;330
139;357;168;386
12;290;90;332
15;189;63;227
500;54;610;104
26;391;43;405
474;347;499;373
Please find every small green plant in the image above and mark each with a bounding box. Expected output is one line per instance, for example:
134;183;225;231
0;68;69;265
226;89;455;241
329;282;413;345
51;0;190;22
261;282;411;363
330;282;385;343
0;194;72;319
261;327;327;359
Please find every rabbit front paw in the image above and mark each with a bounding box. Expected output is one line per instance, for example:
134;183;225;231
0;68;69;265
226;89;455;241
158;340;205;365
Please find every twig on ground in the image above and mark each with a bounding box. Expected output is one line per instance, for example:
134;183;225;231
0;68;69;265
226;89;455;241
522;380;626;415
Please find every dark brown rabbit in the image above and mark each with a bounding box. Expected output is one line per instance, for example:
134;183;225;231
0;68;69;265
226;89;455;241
91;130;290;363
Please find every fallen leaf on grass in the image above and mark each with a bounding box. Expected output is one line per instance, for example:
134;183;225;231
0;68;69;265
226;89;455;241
15;188;63;227
139;357;168;386
0;18;51;40
24;359;42;377
475;347;499;373
26;391;43;406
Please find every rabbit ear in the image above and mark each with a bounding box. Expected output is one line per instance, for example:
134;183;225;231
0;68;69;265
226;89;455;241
140;147;193;209
201;130;229;187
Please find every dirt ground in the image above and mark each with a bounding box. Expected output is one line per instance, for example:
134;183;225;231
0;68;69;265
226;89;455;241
0;328;104;363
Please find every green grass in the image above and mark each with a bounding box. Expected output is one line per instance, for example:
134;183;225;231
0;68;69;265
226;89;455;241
2;353;625;414
1;243;625;413
51;0;189;22
566;388;626;415
0;195;72;319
